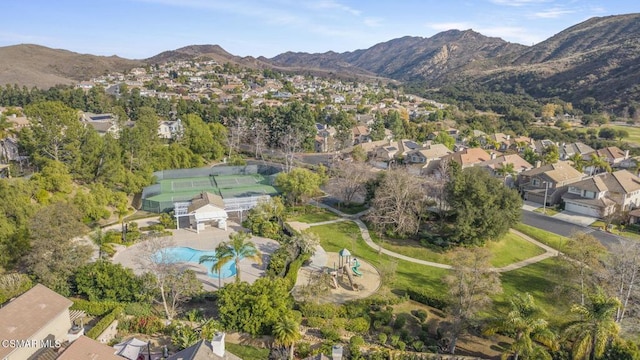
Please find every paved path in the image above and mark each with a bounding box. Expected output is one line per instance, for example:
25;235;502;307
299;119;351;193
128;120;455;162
306;201;560;273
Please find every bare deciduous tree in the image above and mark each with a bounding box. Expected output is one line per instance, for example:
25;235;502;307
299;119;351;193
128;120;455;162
564;232;607;306
226;116;248;159
329;160;374;206
137;237;203;320
443;247;502;354
366;169;430;236
280;126;303;173
604;242;640;324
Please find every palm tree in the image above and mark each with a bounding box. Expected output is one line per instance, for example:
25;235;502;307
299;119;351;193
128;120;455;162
563;291;621;360
587;154;612;175
273;316;301;360
485;293;557;360
199;231;261;283
495;162;517;186
568;153;586;173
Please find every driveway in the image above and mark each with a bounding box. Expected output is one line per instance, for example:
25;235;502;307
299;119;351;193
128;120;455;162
552;211;598;227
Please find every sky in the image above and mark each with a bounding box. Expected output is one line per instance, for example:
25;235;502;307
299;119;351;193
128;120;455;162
0;0;637;59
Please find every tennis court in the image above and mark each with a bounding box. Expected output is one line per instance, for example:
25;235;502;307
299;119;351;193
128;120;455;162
142;170;279;213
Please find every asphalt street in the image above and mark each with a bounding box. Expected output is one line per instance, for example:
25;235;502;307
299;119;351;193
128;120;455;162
520;210;626;249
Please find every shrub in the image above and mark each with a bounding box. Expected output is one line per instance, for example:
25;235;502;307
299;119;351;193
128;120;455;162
71;299;121;316
390;334;400;347
393;314;407;329
350;335;364;347
320;327;341;342
127;315;165;334
371;309;393;325
296;341;311;359
405;288;448;310
306;317;325;328
331;318;347;330
284;253;311;288
378;333;387;345
412;340;424;352
266;246;291;277
299;302;345;319
346;317;370;334
86;306;122;339
124;302;153;316
413;309;428;323
397;341;406;351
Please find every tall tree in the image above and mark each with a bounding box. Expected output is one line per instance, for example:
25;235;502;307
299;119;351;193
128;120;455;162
495;162;517;186
446;167;522;246
569;153;586;173
443;247;502;354
273;316;302;360
199;231;262;283
603;242;640;324
564;291;621;360
564;232;607;306
329;160;373;205
275;167;324;205
366;169;429;236
485;293;557;360
23;201;92;295
587;154;612;175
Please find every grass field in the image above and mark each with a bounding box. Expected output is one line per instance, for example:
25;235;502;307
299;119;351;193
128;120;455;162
307;221;448;294
513;223;569;251
226;343;269;360
604;124;640;145
287;206;340;223
369;228;545;268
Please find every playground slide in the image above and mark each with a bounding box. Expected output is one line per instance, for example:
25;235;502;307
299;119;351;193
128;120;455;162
343;265;358;291
352;259;363;277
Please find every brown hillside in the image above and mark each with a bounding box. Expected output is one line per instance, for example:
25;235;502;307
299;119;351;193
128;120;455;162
0;44;142;88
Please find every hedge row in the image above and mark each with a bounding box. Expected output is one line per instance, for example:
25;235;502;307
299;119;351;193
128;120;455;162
70;299;122;316
284;253;311;288
86;306;123;339
405;289;448;310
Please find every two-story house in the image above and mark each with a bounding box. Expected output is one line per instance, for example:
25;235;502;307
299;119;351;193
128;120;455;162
518;161;584;206
158;119;184;140
405;143;452;174
558;142;595;161
561;170;640;218
439;147;492;170
477;153;533;187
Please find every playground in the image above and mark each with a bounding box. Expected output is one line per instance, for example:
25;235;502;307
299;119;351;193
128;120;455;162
293;248;382;304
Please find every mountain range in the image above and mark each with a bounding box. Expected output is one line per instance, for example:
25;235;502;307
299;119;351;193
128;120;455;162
1;13;639;107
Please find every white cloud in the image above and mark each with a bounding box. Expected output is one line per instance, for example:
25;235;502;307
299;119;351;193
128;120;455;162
427;22;473;31
532;7;575;18
489;0;553;6
363;17;383;27
308;0;361;16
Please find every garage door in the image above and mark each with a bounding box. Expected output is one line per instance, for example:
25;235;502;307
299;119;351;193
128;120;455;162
565;202;601;217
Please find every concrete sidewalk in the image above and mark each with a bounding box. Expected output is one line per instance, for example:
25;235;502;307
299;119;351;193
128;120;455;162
553;211;598;227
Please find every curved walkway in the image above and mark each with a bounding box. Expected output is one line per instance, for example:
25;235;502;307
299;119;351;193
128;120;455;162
304;201;560;273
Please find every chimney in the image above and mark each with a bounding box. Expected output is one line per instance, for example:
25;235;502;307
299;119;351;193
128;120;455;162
332;345;343;360
212;332;225;357
535;160;542;168
625;149;630;159
490;152;496;160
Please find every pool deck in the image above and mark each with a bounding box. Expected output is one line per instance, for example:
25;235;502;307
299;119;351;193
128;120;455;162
112;221;279;291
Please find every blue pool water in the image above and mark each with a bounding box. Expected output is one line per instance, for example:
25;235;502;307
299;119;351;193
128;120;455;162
155;247;237;279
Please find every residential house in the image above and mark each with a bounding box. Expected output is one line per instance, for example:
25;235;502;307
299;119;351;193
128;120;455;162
532;139;556;155
477;153;533;187
596;146;630;168
352;125;370;145
562;170;640;218
167;332;242;360
184;192;228;232
439;147;492;169
405;143;452;174
158;119;183;140
81;112;123;138
0;284;83;360
314;124;337;152
518;161;584;206
57;336;123;360
558;142;595;161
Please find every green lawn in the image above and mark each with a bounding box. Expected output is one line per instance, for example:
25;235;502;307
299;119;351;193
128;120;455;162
513;223;569;251
533;207;560;216
485;232;546;268
497;257;574;327
334;203;369;215
306;221;448;294
226;343;269;360
604;124;640;145
287;205;340;223
370;228;545;268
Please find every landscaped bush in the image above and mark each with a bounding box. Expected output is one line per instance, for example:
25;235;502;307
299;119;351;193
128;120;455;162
295;341;311;359
330;318;347;330
397;341;406;351
86;306;122;339
298;302;346;319
413;309;428;323
378;333;387;345
306;317;325;328
350;335;364;347
284;253;311;288
412;340;424;352
123;315;165;334
393;314;408;329
405;288;448;310
370;308;393;325
345;317;370;334
320;327;341;342
71;299;121;316
124;302;153;316
266;246;291;277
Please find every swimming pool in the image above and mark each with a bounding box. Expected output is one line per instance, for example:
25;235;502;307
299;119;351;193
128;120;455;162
155;247;237;279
